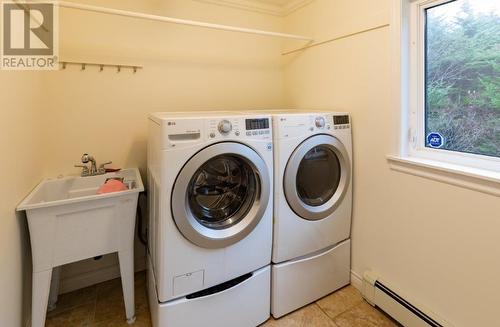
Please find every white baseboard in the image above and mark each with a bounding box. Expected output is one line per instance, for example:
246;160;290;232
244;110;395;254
59;255;146;294
350;270;363;291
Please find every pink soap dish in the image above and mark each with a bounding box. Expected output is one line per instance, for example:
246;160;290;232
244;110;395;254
97;179;128;194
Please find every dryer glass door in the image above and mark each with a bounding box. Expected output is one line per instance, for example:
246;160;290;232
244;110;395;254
284;134;350;221
172;142;270;249
296;145;341;207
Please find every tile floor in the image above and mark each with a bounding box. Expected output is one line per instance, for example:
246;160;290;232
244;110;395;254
45;272;150;327
45;272;400;327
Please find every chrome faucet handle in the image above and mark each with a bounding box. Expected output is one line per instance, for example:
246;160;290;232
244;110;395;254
74;164;90;177
98;161;112;174
81;153;94;164
99;161;112;169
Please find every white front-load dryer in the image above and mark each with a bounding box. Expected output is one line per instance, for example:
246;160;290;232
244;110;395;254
147;112;274;327
271;111;353;318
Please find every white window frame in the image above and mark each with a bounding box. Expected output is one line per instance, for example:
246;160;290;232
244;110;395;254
406;0;500;173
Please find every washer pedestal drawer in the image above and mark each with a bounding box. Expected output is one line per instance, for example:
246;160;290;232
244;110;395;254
271;239;351;318
148;257;270;327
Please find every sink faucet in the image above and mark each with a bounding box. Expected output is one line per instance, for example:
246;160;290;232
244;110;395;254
81;153;98;175
75;154;112;177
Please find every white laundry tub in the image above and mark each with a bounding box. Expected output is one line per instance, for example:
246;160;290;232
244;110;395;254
17;168;144;327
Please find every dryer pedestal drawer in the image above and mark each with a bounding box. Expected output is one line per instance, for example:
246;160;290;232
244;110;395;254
271;239;351;318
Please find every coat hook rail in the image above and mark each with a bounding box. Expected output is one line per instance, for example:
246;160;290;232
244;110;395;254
59;61;143;73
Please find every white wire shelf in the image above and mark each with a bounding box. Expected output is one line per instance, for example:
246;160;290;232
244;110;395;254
50;1;313;41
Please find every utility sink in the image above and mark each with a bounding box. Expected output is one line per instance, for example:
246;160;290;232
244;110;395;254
17;168;144;327
18;168;144;210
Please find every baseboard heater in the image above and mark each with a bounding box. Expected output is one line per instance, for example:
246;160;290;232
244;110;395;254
362;271;452;327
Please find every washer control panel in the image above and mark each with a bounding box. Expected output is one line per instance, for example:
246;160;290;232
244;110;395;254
207;117;271;140
161;116;271;149
333;114;350;130
315;116;326;129
218;120;232;135
244;118;271;137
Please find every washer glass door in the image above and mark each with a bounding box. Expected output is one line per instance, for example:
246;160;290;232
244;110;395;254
188;155;256;229
172;142;270;248
284;135;350;221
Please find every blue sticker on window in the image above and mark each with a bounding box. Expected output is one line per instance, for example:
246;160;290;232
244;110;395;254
427;132;444;148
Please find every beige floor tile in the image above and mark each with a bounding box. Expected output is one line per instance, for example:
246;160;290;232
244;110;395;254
47;284;97;318
45;303;95;327
43;273;403;327
93;273;149;324
333;301;401;327
262;303;338;327
316;285;364;319
88;308;151;327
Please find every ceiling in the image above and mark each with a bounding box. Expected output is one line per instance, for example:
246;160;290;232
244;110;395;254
196;0;314;16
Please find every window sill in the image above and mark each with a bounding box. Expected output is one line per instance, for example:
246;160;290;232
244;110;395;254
386;155;500;197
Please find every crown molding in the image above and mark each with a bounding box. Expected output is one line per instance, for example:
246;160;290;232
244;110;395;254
194;0;314;17
282;0;314;15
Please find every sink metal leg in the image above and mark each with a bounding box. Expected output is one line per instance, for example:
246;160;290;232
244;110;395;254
32;269;52;327
118;249;136;324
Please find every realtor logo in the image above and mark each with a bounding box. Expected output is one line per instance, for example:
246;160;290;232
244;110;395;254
1;1;58;70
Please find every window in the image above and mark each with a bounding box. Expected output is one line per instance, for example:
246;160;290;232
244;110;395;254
408;0;500;171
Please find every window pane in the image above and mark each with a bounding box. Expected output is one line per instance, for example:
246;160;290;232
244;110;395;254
425;0;500;157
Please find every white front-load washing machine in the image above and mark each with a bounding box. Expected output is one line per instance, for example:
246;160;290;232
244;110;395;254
271;111;353;318
147;112;274;327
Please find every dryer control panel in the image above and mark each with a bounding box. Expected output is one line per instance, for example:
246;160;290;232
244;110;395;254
275;113;351;139
276;114;334;138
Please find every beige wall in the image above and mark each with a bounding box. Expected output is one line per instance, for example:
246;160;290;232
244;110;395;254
0;71;47;326
2;0;287;321
42;0;287;293
6;1;499;325
45;0;286;177
284;1;500;326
